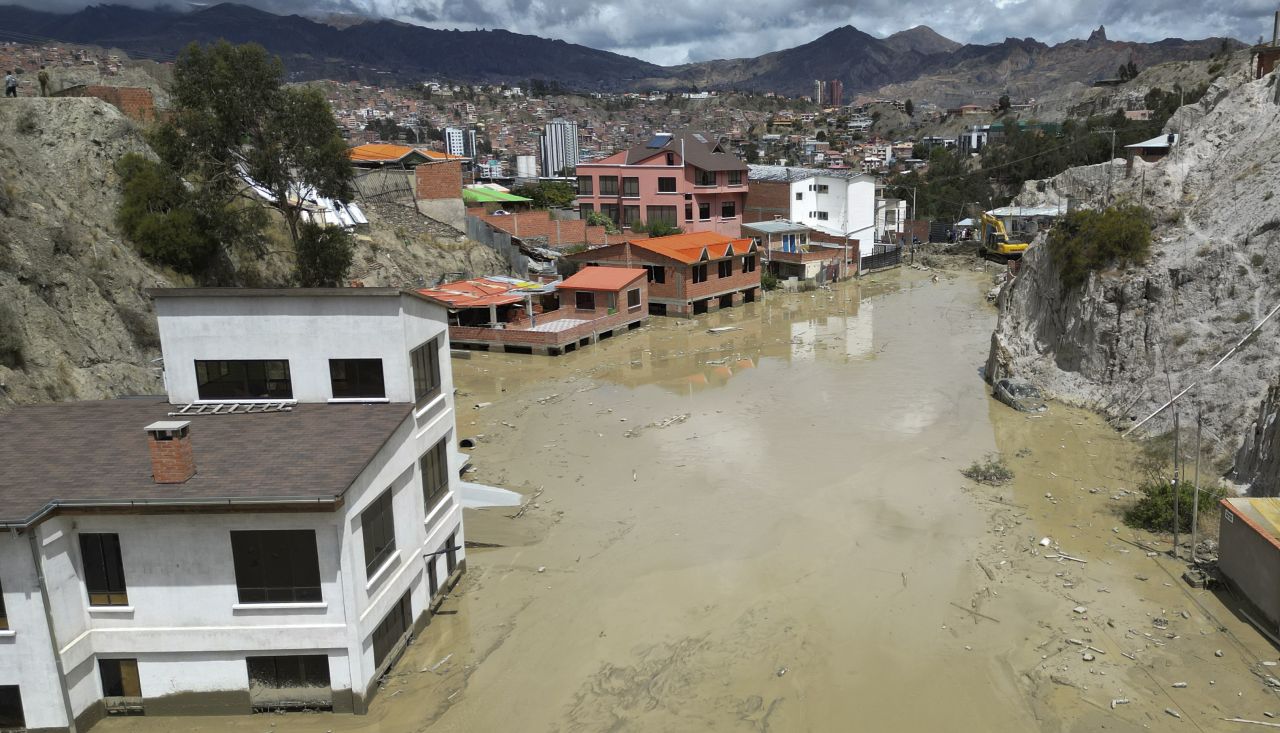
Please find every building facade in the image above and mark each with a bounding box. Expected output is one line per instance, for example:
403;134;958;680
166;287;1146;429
744;165;877;254
576;131;749;237
0;289;466;732
539;118;579;177
443;127;476;159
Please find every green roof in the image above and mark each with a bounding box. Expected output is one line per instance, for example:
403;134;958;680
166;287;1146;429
462;188;532;204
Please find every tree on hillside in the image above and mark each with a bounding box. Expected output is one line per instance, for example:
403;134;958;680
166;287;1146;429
147;41;355;284
905;99;914;117
998;95;1011;112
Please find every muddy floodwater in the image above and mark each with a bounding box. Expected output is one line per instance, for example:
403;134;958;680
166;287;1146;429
102;269;1280;732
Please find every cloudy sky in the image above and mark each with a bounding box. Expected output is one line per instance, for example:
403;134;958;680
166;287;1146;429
30;0;1277;64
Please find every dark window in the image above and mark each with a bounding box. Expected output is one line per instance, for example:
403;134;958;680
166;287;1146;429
657;177;677;193
694;168;717;186
811;183;829;193
600;203;620;226
361;490;397;578
231;530;322;604
195;360;292;401
0;578;7;631
446;532;458;575
246;655;331;710
622;205;641;228
743;255;757;273
627;288;641;309
728;170;743;185
599;176;618;196
684;203;693;222
372;592;412;668
0;686;24;730
644;265;666;284
721;201;736;219
420;438;450;515
576;176;593;195
812;211;829;221
410;338;441;405
795;192;803;201
329;359;385;399
646;205;676;227
575;292;596;311
665;152;674;165
427;557;439;599
621;177;639;197
718;260;733;278
692;264;708;283
698;203;711;221
99;654;142;701
579;203;594;217
80;533;128;607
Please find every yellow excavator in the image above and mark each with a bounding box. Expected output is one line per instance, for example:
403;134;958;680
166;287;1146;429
979;211;1030;262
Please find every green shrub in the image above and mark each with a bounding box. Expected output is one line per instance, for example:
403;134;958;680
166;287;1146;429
0;302;24;369
585;211;619;234
962;454;1014;485
294;222;353;287
1047;204;1153;290
1122;479;1225;533
761;271;780;291
115;153;220;275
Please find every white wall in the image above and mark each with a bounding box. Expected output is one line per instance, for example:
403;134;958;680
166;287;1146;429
789;175;877;253
154;293;447;405
0;533;69;731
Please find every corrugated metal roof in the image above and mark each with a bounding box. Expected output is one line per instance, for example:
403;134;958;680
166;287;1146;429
987;206;1065;218
748;164;871;183
418;277;548;309
1125;133;1179;150
742;219;809;234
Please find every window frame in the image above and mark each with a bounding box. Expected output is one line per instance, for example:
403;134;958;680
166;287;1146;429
99;658;142;706
795;192;803;201
575;291;596;311
694;168;717;187
420;438;451;516
684;202;694;222
717;260;733;278
621;177;639;198
644;265;666;284
698;202;711;221
231;530;322;605
720;201;736;219
657;176;677;193
622;205;641;229
626;288;641;310
372;592;412;668
0;686;24;730
360;490;397;579
645;205;676;227
576;175;593;195
598;175;619;196
410;338;441;406
80;533;129;607
692;263;708;283
599;203;620;226
328;358;386;400
742;255;757;273
728;170;743;186
195;359;292;401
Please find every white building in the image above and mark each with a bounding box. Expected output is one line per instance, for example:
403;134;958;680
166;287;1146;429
746;165;877;255
0;288;470;731
443;127;476;159
875;197;908;241
538;118;579;177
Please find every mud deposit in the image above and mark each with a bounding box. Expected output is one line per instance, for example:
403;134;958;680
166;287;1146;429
100;269;1280;732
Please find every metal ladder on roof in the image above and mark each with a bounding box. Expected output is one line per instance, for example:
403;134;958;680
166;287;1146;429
167;401;295;417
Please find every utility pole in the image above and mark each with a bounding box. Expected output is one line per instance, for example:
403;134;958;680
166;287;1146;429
1190;407;1203;564
1172;410;1181;560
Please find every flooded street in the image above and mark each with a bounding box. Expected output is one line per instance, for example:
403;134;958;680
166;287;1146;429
101;267;1280;732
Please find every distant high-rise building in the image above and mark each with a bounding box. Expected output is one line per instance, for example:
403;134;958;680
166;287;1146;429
827;79;843;107
443;126;477;158
539;118;579;177
813;80;826;105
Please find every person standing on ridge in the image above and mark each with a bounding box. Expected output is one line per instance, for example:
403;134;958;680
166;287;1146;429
4;71;17;98
37;66;49;97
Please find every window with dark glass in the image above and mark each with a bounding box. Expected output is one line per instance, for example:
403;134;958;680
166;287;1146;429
579;203;594;216
329;359;385;399
728;170;743;185
577;176;593;195
575;292;596;310
721;201;736;219
80;533;128;607
665;152;675;165
644;265;666;284
622;205;641;228
410;338;441;405
372;592;412;668
599;176;618;196
627;288;641;309
0;578;7;631
0;686;24;730
742;255;757;273
684;203;693;221
600;203;620;226
718;260;733;278
446;532;458;575
247;655;330;697
621;177;639;197
646;205;676;226
692;264;708;283
195;360;292;400
231;530;322;604
698;202;711;220
99;658;142;708
657;177;677;193
361;490;397;578
694;169;717;186
420;438;450;515
795;192;803;200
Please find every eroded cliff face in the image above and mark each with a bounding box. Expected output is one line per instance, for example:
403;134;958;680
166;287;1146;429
989;59;1280;491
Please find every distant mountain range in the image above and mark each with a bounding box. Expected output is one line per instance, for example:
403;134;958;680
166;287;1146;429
1;4;1243;101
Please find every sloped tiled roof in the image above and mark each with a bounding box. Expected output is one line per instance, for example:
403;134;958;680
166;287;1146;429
621;131;747;171
628;232;755;264
559;267;646;291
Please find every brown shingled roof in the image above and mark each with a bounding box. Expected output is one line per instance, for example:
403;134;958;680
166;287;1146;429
0;400;412;527
623;130;747;172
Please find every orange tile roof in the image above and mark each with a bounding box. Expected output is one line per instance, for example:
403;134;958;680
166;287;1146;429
348;143;417;162
418;278;528;308
421;150;465;160
627;232;755;264
559;267;646;292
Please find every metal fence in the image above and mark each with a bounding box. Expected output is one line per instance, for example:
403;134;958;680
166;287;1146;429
860;245;903;273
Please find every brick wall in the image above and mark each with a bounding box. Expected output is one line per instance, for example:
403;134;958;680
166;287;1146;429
580;248;759;303
55;85;156;123
683;256;761;301
467;208;646;248
743;181;792;223
416;161;463;200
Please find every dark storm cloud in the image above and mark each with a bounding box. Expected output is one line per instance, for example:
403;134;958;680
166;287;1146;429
19;0;1275;62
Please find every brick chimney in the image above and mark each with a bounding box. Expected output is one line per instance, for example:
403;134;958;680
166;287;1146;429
145;421;195;484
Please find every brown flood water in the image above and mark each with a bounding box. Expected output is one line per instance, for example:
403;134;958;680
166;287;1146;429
101;268;1280;732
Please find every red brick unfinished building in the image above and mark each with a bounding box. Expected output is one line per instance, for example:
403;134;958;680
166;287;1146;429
53;85;157;123
567;231;760;317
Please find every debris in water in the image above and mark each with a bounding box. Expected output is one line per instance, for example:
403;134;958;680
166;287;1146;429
1216;650;1225;657
1172;682;1188;688
1111;698;1130;709
648;414;690;429
776;667;788;677
1082;653;1095;662
474;402;493;409
1039;537;1053;547
1073;606;1088;614
708;326;741;334
1166;708;1182;719
537;566;546;573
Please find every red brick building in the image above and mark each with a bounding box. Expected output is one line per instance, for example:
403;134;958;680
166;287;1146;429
467;208;647;249
53;85;156;123
567;231;760;317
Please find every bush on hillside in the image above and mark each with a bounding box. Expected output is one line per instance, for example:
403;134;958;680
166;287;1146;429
294;222;353;287
115;153;220;275
1047;204;1153;290
1122;479;1225;533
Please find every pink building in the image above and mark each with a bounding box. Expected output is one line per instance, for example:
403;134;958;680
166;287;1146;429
576;131;748;238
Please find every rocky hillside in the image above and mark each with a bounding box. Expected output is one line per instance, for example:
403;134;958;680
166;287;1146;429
988;56;1280;490
0;97;505;409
